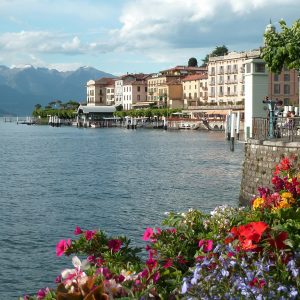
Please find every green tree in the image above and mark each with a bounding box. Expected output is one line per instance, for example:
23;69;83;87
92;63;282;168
202;45;229;65
261;19;300;73
188;57;198;67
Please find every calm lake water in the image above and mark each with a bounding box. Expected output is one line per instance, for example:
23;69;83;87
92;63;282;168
0;122;244;299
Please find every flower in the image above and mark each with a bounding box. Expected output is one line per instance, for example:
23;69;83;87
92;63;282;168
36;287;50;299
163;258;173;269
61;256;89;288
85;229;96;241
230;222;268;251
74;226;83;235
252;197;265;209
143;227;154;241
56;239;71;256
198;239;214;252
108;239;122;253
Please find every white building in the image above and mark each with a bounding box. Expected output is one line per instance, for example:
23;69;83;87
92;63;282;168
208;50;260;105
114;74;149;110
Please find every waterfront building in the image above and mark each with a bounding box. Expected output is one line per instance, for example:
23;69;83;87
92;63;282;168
268;68;299;105
114;74;149;110
208;49;260;105
147;66;207;108
208;22;299;107
86;77;115;106
182;74;208;108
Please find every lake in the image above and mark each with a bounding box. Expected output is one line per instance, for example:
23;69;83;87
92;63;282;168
0;122;244;299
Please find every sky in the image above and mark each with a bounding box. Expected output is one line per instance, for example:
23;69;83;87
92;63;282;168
0;0;299;75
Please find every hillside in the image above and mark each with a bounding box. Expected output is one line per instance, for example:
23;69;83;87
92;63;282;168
0;65;115;116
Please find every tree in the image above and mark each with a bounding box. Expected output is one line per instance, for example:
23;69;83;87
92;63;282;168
34;104;42;110
188;57;198;67
261;19;300;73
202;45;229;65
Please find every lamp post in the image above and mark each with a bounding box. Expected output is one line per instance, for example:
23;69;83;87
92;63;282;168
263;98;277;138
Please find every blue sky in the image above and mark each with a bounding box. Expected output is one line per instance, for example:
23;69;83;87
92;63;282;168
0;0;299;75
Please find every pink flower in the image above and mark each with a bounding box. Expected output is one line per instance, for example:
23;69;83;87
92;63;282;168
143;227;154;241
37;287;50;299
56;239;71;256
108;239;122;253
153;271;160;283
54;275;62;283
198;239;213;252
163;258;173;269
74;226;83;235
156;227;161;235
85;230;96;241
87;255;96;263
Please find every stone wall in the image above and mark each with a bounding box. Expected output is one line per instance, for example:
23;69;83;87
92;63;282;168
239;139;300;206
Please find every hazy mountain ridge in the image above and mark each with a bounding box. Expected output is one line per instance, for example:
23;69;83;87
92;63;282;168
0;65;115;116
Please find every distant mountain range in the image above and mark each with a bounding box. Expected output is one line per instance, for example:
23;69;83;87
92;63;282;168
0;65;115;116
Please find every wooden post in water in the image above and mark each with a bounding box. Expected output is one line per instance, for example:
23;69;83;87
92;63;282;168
230;113;236;151
225;114;231;140
236;112;240;140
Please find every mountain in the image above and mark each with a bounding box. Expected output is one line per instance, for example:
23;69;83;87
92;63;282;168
0;65;115;116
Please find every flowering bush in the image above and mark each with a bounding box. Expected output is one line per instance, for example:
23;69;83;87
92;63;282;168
20;156;300;299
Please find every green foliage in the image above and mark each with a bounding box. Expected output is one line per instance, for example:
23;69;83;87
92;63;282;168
262;19;300;72
202;45;229;65
31;100;80;119
188;57;198;67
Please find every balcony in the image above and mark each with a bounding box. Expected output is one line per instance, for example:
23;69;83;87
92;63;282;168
240;67;245;73
209;81;216;85
218;92;224;97
240;91;245;96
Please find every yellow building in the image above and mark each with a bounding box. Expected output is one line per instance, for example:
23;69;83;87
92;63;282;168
182;74;208;108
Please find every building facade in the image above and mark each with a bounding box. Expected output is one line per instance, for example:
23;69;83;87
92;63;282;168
114;74;149;110
208;49;260;105
86;77;115;106
268;68;299;105
182;74;208;107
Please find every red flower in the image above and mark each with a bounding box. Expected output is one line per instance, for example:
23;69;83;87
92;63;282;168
268;231;289;250
163;258;173;269
249;277;266;288
146;257;157;272
229;222;268;251
108;239;122;253
85;230;96;241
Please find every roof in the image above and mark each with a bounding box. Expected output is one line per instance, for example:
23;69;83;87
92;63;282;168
160;65;208;73
182;74;208;82
78;105;116;114
94;77;115;85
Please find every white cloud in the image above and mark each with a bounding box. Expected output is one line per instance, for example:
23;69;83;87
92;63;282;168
0;31;84;54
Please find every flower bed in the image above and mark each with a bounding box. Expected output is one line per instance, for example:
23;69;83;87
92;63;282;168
20;156;300;299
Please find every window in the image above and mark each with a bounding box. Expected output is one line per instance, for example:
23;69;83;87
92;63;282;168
137;86;140;92
145;87;147;92
195;85;197;89
189;93;191;99
194;92;197;98
255;63;265;73
284;74;290;81
137;95;140;101
284;84;290;95
274;74;279;81
274;84;280;94
246;63;251;73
